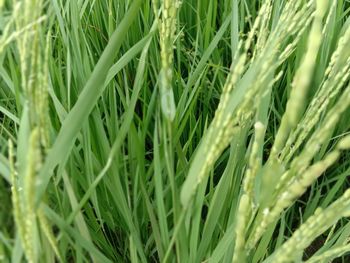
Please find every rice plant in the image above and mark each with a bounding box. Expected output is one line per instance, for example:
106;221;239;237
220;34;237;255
0;0;350;262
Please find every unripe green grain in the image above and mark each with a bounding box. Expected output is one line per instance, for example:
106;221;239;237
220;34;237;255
253;0;272;60
243;122;265;197
305;243;350;263
282;26;350;161
23;128;40;263
338;136;350;150
274;83;350;200
269;189;350;263
9;139;35;263
181;0;316;207
232;123;265;263
37;207;62;261
158;0;181;121
232;194;250;263
250;133;350;248
272;0;328;158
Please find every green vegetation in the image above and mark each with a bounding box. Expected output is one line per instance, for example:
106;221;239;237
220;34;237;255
1;0;350;262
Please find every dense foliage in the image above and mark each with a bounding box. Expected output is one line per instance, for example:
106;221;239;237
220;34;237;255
1;0;350;262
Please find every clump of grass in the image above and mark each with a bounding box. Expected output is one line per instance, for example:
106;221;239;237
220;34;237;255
0;0;350;262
